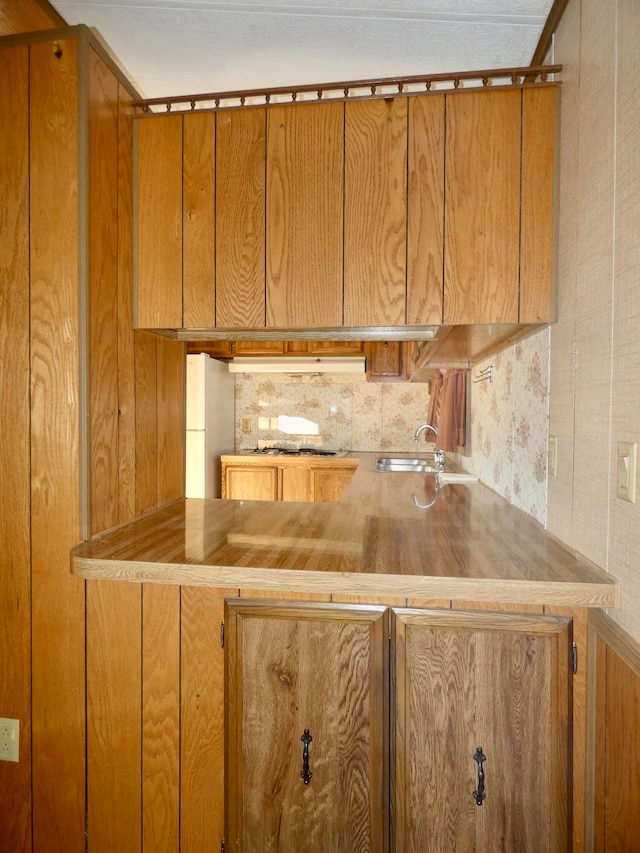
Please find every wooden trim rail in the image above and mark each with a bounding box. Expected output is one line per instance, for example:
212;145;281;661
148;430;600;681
133;64;562;114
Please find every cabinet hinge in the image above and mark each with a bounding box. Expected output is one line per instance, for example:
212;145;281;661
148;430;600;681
572;642;578;674
220;620;225;649
221;839;226;853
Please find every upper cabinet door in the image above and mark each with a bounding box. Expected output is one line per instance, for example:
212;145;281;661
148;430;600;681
216;108;266;328
444;90;521;325
392;608;572;852
136;114;183;328
344;98;408;326
267;102;344;328
407;94;445;325
225;599;389;851
183;112;215;327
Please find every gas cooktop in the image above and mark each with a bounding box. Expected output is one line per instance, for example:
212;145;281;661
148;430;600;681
251;446;344;457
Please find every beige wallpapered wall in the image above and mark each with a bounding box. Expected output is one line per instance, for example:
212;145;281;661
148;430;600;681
546;0;640;642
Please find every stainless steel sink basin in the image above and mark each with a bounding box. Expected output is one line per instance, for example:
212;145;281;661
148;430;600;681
376;457;442;474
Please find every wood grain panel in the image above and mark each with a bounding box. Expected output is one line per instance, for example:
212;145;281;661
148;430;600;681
345;97;407;326
136;114;183;328
0;42;32;853
548;604;588;852
29;37;86;852
89;47;119;536
280;464;310;501
0;0;64;34
87;581;142;853
520;86;556;323
181;587;234;851
117;81;137;523
135;332;158;514
393;609;571;851
226;600;389;851
407;94;445;324
183;111;215;327
223;464;279;500
216;108;265;327
266;102;343;327
444;89;521;324
157;335;185;503
143;584;181;852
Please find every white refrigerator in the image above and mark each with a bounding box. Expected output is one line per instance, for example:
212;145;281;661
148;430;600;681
185;353;235;498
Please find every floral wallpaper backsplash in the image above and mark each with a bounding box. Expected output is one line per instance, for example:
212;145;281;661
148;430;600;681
234;327;550;524
450;327;551;525
234;373;432;453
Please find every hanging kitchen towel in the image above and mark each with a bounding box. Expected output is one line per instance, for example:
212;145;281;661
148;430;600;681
427;369;467;452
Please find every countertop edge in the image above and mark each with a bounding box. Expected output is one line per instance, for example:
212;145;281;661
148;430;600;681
70;555;619;608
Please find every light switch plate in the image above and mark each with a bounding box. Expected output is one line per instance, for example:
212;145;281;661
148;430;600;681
617;441;637;504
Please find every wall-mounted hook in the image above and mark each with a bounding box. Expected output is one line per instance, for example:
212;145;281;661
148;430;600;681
472;366;494;384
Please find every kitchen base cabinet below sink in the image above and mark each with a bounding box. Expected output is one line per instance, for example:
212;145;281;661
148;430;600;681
224;599;573;852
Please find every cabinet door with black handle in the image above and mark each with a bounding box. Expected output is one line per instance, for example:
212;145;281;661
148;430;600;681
225;598;389;852
391;608;572;852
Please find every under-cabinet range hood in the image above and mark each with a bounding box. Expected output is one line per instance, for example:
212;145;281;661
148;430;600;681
228;357;366;374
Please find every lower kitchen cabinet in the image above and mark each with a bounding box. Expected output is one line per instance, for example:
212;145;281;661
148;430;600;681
224;600;573;852
223;464;279;500
222;459;357;502
225;599;390;852
392;608;572;852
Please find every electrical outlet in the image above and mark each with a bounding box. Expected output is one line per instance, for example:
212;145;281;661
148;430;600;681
242;418;251;434
0;718;19;763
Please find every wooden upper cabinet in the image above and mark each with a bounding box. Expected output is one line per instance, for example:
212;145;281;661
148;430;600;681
183;112;215;327
266;102;344;328
393;608;572;851
344;98;408;326
520;86;556;323
216;108;266;328
444;89;521;325
136;114;183;328
407;94;445;325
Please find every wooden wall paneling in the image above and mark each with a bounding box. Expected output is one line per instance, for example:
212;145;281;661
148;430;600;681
117;81;137;522
156;335;185;503
444;90;521;324
89;46;119;536
181;587;234;850
87;581;142;853
136;114;183;328
86;58;144;853
29;36;86;851
216;108;266;327
0;42;32;853
266;102;344;328
183;111;215;327
143;584;181;852
520;86;556;323
134;332;159;515
593;633;607;852
547;605;588;852
344;97;407;326
407;94;445;325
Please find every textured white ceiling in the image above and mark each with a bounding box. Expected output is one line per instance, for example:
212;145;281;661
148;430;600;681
50;0;554;99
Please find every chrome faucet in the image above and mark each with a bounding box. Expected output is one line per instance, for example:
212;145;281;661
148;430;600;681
414;423;438;442
413;424;445;471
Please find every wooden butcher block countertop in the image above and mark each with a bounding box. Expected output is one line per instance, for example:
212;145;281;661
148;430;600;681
71;452;618;607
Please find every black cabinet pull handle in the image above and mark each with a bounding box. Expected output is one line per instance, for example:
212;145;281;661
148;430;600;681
472;746;486;806
301;729;313;785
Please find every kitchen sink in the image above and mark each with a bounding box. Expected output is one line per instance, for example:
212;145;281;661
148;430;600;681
376;457;443;474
